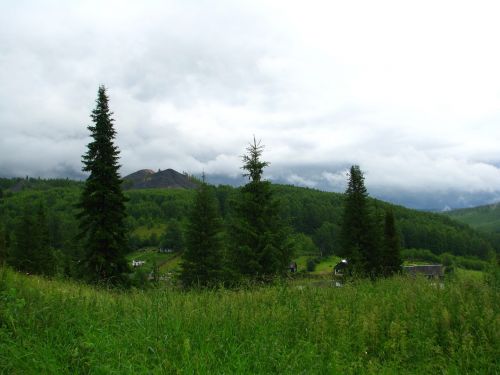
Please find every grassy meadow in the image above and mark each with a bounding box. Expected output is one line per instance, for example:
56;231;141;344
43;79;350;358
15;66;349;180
1;267;498;374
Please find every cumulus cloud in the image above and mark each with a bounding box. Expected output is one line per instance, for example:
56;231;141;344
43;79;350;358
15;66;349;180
1;0;500;209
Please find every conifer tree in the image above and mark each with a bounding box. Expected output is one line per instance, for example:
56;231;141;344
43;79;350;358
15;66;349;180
10;206;37;273
180;182;224;287
230;137;291;279
340;165;379;276
77;86;129;285
33;203;55;275
161;219;184;252
382;209;402;276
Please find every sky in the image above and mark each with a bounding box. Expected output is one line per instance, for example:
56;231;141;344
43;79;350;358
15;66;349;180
1;0;500;209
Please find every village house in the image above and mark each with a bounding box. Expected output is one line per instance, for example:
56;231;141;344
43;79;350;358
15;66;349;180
333;259;348;276
402;264;444;279
132;260;146;267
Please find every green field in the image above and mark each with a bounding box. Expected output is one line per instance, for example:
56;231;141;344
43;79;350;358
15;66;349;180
127;249;183;276
1;267;498;374
312;255;341;274
131;224;167;240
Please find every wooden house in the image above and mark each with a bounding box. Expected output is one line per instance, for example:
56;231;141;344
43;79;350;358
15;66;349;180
402;264;444;279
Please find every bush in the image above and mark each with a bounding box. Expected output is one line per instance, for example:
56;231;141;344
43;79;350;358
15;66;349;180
454;257;488;271
306;259;316;272
401;248;440;263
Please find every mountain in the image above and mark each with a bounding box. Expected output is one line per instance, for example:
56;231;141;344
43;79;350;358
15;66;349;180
123;169;198;190
444;203;500;234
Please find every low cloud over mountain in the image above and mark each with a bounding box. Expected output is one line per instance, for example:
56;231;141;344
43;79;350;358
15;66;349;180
1;1;500;210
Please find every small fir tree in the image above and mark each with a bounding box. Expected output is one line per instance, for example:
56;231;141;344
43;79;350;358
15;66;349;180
77;86;130;285
382;209;402;276
230;137;291;280
340;165;379;277
181;182;224;288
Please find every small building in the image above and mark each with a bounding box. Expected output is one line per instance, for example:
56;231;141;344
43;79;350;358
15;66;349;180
132;260;146;267
333;259;348;276
289;262;298;273
159;248;174;253
403;264;444;279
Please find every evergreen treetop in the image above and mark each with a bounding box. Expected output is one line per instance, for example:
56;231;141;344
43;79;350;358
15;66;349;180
242;137;269;182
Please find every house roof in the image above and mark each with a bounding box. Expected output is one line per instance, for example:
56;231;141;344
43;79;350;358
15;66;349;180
334;259;348;270
403;264;443;276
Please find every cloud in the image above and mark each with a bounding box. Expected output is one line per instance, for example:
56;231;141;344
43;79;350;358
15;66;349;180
286;174;318;188
1;0;500;209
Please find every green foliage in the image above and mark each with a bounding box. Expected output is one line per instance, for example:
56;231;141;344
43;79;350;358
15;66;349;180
76;86;130;286
241;136;270;182
340;165;380;276
397;208;494;259
289;233;317;256
381;210;402;276
444;202;500;233
230;139;292;279
0;223;7;264
485;265;500;289
8;204;56;276
402;248;491;272
0;177;496;280
313;221;339;256
181;183;225;287
0;177;83;192
160;219;184;251
402;248;441;263
1;267;498;374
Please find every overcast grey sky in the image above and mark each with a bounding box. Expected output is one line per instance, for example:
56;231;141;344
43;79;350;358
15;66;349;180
1;0;500;208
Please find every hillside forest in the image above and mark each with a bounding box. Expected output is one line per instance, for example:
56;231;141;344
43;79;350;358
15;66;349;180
0;87;497;286
0;174;496;281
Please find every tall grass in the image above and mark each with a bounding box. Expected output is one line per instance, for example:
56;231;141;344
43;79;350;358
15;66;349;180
1;267;498;374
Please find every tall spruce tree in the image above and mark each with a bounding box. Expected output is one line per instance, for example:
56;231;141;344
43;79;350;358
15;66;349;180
77;86;129;285
340;165;379;277
230;138;291;280
381;209;402;276
180;182;224;288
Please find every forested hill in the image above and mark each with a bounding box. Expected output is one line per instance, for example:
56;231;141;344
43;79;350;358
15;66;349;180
0;177;83;192
0;178;495;269
443;203;500;234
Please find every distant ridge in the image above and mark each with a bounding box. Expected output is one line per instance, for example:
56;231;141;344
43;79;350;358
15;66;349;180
443;202;500;233
123;169;198;190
